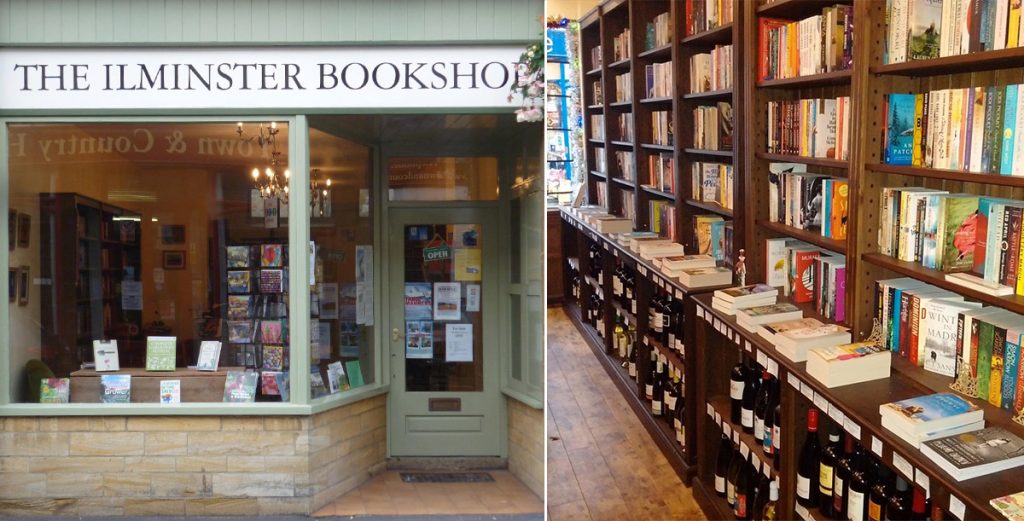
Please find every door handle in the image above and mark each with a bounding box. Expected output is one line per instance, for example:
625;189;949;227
392;328;403;341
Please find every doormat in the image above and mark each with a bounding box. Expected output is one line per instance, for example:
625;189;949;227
400;472;495;483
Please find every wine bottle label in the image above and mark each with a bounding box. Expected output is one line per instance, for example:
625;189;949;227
730;380;744;399
741;408;753;427
868;500;882;521
651;400;662;415
628;362;636;377
763;429;773;453
796;475;811;500
754;418;765;440
848;490;865;521
645;384;653;399
715;476;726;494
727;483;736;506
819;464;834;495
833;476;844;512
773;425;781;449
654;312;663;330
631;300;636;314
598;272;603;285
665;395;676;409
736;493;747;517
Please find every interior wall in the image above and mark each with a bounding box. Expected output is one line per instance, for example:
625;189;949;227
547;0;601;20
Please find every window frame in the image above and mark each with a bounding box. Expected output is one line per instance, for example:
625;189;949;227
0;114;387;416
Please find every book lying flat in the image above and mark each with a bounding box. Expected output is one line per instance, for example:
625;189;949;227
921;427;1024;481
879;393;983;435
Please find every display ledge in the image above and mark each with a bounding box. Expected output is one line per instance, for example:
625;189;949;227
682;88;733;101
692;294;1023;520
608;57;631;70
585;67;602;77
641;185;676;200
640;143;673;152
861;252;1024;315
707;394;780;480
646;335;683;371
584;274;603;295
588;138;605;145
683;148;732;158
756;69;852;89
756;219;847;254
685;199;733;218
756;152;849;170
867;163;1024;188
680;24;733;46
564;302;694;483
640;96;673;104
637;43;672;59
610;177;635;188
560;208;734;298
870;46;1024;76
756;0;853;19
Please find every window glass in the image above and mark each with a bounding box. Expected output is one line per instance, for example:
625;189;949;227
307;119;375;398
388;157;499;202
7;122;292;404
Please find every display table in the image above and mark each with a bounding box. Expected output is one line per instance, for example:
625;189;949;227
69;367;243;403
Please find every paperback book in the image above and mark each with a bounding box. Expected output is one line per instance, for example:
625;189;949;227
222;371;258;402
39;378;70;403
145;336;176;371
100;374;131;403
921;427;1024;481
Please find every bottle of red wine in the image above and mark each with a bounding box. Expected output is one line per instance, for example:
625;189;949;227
674;388;686;447
847;445;872;521
771;400;782;470
867;466;892;521
833;434;857;520
734;450;752;520
908;485;927;521
819;427;842;516
627;333;638;380
727;431;743;508
753;371;772;443
715;430;732;497
645;352;656;401
730;354;746;424
662;293;674;346
796;409;821;508
651;360;664;417
740;364;757;434
884;477;910;521
751;462;772;519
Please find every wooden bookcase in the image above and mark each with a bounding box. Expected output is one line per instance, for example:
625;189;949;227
564;0;1024;519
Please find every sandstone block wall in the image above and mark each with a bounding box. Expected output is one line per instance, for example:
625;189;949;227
507;397;544;498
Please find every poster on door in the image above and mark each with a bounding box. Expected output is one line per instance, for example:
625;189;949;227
405;321;434;359
454;248;482;281
445;323;473;362
404;283;433;321
433;282;461;321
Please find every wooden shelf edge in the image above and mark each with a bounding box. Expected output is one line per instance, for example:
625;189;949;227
756;152;849;170
680;23;734;45
639;143;674;151
685;199;734;218
682;88;733;100
866;163;1024;187
610;177;637;188
638;44;673;59
641;186;677;200
683;148;733;158
870;47;1024;76
756;69;852;88
756;220;847;254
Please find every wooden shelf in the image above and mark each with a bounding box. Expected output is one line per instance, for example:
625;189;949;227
757;69;852;89
612;301;637;325
610;177;636;189
638;43;672;59
685;199;734;218
587;104;604;110
756;0;853;19
589;170;607;179
870;46;1024;76
861;252;1024;315
707;395;779;479
683;148;733;158
585;67;603;77
756;220;846;254
641;185;677;200
608;57;631;70
640;96;674;104
588;138;605;145
866;163;1024;188
683;88;733;100
647;335;684;371
608;100;633;108
610;140;635;147
680;24;733;46
756;152;849;170
640;143;674;152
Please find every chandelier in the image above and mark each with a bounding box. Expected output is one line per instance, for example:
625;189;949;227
237;122;290;202
310;168;333;217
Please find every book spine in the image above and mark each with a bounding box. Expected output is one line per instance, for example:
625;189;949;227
986;204;1005;282
1006;207;1023;287
1016;333;1024;415
991;86;1006;174
978;319;995;398
836;266;846;322
913;94;925;166
999;206;1015;285
956;311;967;377
990;325;1007;406
909;295;922;364
1001;84;1018;175
1003;331;1020;411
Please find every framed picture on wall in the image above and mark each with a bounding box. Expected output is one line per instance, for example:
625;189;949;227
7;209;15;251
16;213;29;248
16;266;29;306
163;251;186;270
8;268;15;302
160;224;185;245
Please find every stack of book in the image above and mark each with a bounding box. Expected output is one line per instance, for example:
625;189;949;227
658;254;716;278
764;237;846;321
615;150;635;182
759;317;851;362
645;153;675;194
691;162;734;211
766;97;852;160
735;302;804;332
615;73;633;102
613;28;631;61
767;164;849;240
806;341;890;387
617;113;634;142
880;393;985;448
593;216;634;234
679;266;734;288
689;45;733;93
650;200;676;240
758;5;854;81
882;88;1024;174
923;426;1024;481
692;102;733;151
885;0;1024;64
645;12;672;50
645;62;673;99
636;238;685;261
685;0;734;36
651;110;672;146
712;284;778;315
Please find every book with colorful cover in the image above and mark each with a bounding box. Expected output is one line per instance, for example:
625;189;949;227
160;380;180;404
259;269;284;294
922;300;984;377
226;245;250;268
145;336;176;371
885;93;916;165
261;243;283;267
262;344;284;371
259;320;283;344
100;374;131;403
261;371;282;396
715;284;778;302
921;427;1024;481
326;361;349;393
879;393;983;434
792;249;822;303
227;270;252;294
310;370;329;398
991;490;1024;521
907;0;943;60
227;295;251;319
222;371;258;402
195;341;222;371
227;320;254;344
277;371;290;401
830;180;849;240
1003;327;1022;412
937;194;980;272
39;378;70;403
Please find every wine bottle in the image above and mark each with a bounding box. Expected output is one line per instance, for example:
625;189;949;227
763;379;777;455
727;431;742;508
674;383;686;447
762;479;779;521
884;477;910;521
868;466;892;521
847;446;872;521
741;363;758;434
734;450;752;520
730;354;746;424
715;430;732;497
753;371;772;443
614;314;626;358
909;486;927;521
751;463;772;518
833;434;856;520
664;365;676;411
662;293;673;346
627;332;638;379
651;363;664;416
819;427;841;516
796;409;821;508
771;401;782;471
645;348;656;401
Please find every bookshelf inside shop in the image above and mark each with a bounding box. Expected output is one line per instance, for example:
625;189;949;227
561;0;1024;520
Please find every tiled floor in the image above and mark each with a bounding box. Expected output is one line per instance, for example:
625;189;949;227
547;307;707;521
312;470;543;517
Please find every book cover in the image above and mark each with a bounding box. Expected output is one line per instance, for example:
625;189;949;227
276;371;290;401
717;284;778;300
92;340;119;372
923;300;984;377
100;374;131;403
1003;328;1022;411
227;295;251;320
310;370;329;398
922;427;1024;471
938;195;980;272
222;371;258;402
145;336;176;371
196;341;221;371
1002;84;1019;175
326;361;350;393
830;180;849;240
345;360;364;388
259;320;283;344
39;378;70;403
160;380;180;404
227;270;252;294
881;393;981;425
259;269;284;294
227;321;254;344
908;0;943;60
261;371;282;396
801;175;824;233
992;323;1010;407
991;491;1024;521
226;245;250;268
261;243;283;267
793;249;822;303
978;317;997;399
262;344;284;371
765;238;792;288
885;93;916;165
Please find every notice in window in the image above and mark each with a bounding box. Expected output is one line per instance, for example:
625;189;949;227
445;323;473;362
433;282;461;321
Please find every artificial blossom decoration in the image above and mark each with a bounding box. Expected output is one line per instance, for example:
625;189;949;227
509;41;544;123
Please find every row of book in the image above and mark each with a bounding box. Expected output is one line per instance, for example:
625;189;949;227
615;72;633;102
766;96;852;160
591;45;603;69
645;12;672;50
883;87;1024;174
767;163;850;240
620;187;636;224
645;153;676;194
618;113;634;142
590;114;604;141
615;150;635;182
684;0;734;37
613;28;631;62
764;237;847;321
651;200;676;240
651;110;672;146
695;214;730;262
689;45;732;94
886;0;1024;64
645;61;673;99
758;5;854;82
690;162;734;211
39;369;290;404
692;102;733;151
595;181;608;209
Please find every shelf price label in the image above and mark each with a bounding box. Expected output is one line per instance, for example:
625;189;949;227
870;435;883;457
613;249;618;257
949;495;965;520
602;242;609;250
639;266;647;276
696;307;705;320
715;411;722;427
892;452;914;482
723;422;732;437
763;463;771;478
842;417;862;440
913;468;930;497
745;340;753;353
675;289;683;299
756;350;768;367
812;392;830;414
740;441;750;458
794;503;811;521
707;402;714;418
800;382;815;401
766;359;779;377
787;372;802;390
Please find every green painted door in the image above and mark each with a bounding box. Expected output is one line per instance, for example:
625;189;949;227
387;207;504;456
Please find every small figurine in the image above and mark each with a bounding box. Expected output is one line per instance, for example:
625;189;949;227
736;248;746;287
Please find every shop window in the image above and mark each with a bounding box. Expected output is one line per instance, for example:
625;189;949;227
6;121;294;404
388;157;500;202
307;120;376;398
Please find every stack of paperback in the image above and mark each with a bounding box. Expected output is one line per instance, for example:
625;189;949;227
990;490;1024;519
636;238;685;260
759;318;851;362
612;28;630;62
767;166;849;240
758;5;853;81
650;200;676;239
691;162;734;211
685;0;734;36
679;266;733;288
645;62;673;99
689;45;733;93
615;150;635;182
764;237;846;321
614;230;659;247
692;102;733;151
645;12;672;50
766;97;852;160
806;341;891;387
885;0;1024;64
882;88;1024;173
593;216;634;234
614;73;633;102
735;302;804;332
657;254;716;278
645;153;675;194
651;110;672;146
712;284;778;315
617;113;634;142
880;393;984;448
923;426;1024;481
